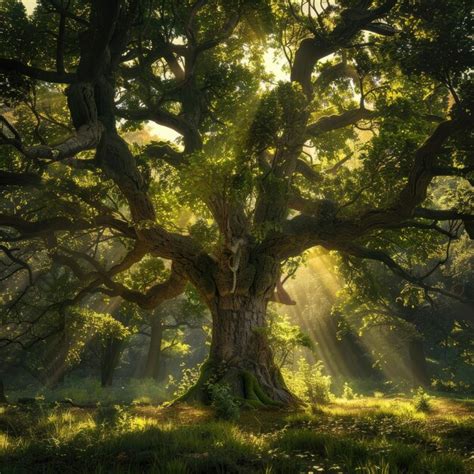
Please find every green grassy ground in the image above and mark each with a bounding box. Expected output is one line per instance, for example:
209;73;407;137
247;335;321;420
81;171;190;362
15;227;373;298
0;396;472;473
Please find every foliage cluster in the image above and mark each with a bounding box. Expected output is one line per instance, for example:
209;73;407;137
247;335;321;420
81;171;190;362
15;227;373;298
208;383;240;421
283;358;333;405
412;387;432;413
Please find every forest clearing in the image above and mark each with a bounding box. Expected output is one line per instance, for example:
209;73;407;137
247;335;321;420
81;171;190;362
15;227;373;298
1;395;473;473
1;0;473;472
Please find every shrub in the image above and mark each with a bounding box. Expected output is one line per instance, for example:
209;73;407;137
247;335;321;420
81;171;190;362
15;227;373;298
94;404;132;431
207;383;240;421
283;358;333;405
412;387;431;412
169;363;203;398
342;382;358;400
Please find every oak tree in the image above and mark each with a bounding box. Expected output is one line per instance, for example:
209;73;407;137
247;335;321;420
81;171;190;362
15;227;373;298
0;0;472;405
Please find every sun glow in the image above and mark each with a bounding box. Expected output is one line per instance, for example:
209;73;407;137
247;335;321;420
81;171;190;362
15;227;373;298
21;0;36;14
279;251;418;384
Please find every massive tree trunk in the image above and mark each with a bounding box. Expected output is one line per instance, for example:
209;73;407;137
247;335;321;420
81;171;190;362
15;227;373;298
142;315;163;380
100;337;124;387
180;294;298;407
408;338;430;387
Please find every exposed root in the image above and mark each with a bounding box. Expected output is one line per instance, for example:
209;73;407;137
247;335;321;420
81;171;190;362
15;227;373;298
241;370;283;407
174;360;300;408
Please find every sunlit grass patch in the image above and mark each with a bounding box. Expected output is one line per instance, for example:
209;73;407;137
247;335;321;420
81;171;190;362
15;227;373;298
271;430;470;473
322;397;429;421
0;432;11;452
7;377;169;406
273;429;371;461
0;397;472;473
85;421;264;472
40;409;95;441
0;409;264;473
133;404;214;424
420;452;469;473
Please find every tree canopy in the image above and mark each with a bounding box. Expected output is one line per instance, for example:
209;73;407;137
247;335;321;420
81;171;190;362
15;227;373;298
0;0;472;405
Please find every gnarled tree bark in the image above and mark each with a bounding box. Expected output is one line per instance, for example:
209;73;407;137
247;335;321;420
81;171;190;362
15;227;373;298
180;295;297;406
179;251;299;406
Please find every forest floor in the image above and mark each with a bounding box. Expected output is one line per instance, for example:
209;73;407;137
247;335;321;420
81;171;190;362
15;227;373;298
0;395;472;473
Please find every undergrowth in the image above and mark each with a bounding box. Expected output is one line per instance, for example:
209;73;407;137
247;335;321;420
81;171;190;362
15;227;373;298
5;377;168;406
0;395;472;473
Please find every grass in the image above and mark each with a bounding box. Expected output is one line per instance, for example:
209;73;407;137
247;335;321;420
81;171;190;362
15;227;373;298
0;396;472;473
5;377;169;406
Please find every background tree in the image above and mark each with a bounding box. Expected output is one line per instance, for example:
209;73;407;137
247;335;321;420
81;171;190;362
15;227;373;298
335;231;474;389
0;0;472;406
137;290;208;381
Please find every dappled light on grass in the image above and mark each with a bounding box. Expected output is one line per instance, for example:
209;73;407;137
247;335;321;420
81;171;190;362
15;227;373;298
0;433;10;453
1;397;472;473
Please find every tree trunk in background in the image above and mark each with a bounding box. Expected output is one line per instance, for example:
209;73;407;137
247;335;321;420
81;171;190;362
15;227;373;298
43;336;69;389
0;379;7;404
157;357;168;382
142;315;163;380
100;338;124;387
408;338;430;387
180;295;298;406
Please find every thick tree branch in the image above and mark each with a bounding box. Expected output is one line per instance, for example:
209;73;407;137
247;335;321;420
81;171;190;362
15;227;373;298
0;58;75;83
344;244;471;304
145;143;186;168
99;264;186;310
0;214;134;239
294;159;320;182
386;220;460;239
431;165;474;184
357;116;472;231
25;122;104;161
291;0;397;95
306;107;376;137
115;107;201;152
0;171;41;187
413;208;474;221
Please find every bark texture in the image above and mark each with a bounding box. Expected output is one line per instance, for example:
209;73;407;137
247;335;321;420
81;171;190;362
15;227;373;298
180;290;298;407
142;315;164;380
